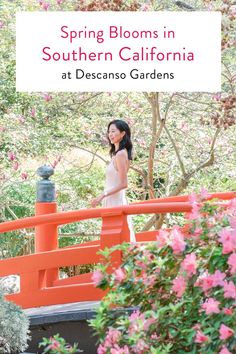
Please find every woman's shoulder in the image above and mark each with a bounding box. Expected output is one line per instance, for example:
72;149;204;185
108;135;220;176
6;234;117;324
116;149;128;160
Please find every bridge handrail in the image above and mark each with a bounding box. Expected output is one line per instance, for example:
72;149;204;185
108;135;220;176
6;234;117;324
0;245;101;276
0;202;193;234
133;191;236;204
0;192;235;309
0;191;235;235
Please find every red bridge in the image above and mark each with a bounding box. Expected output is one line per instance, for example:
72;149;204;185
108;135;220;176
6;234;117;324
0;192;235;309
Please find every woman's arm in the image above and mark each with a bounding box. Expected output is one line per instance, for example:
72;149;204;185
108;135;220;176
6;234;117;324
91;150;128;207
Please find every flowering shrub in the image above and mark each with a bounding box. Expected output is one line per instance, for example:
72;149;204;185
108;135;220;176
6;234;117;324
90;195;236;353
0;292;30;353
39;334;81;353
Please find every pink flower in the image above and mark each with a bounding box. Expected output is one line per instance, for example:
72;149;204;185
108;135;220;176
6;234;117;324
137;138;146;147
213;93;221;101
229;217;236;229
42;2;49;10
31;107;36;117
180;122;189;132
57;0;64;4
43;93;52;101
186;203;201;220
192;323;201;331
195;273;214;293
156;229;169;248
128;311;148;335
223;281;236;300
0;21;4;29
188;192;198;204
230;7;236;17
211;270;226;287
8;151;16;161
92;269;104;286
48;339;60;350
21;172;28;180
200;187;211;200
201;298;220;315
228;199;236;213
219;346;232;354
110;345;129;354
13;161;19;171
105;328;121;345
193;227;203;237
141;4;150;11
129;310;140;322
144;273;157;287
195;330;209;343
97;344;106;354
228;253;236;274
143;317;156;331
218;229;236;254
219;324;234;340
223;308;233;315
134;339;149;352
181;253;197;277
172;276;187;297
114;267;126;283
135;260;147;270
151;333;158;340
17;115;25;123
170;227;186;254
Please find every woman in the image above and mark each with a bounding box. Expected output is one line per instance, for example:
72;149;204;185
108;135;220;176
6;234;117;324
91;119;135;242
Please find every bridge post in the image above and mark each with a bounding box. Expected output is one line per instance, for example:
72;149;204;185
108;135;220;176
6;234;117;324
100;212;130;272
35;165;58;287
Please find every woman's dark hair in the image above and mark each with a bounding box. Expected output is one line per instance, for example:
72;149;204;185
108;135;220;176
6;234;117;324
107;119;133;160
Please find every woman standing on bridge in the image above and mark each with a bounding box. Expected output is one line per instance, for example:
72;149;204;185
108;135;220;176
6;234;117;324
91;119;135;242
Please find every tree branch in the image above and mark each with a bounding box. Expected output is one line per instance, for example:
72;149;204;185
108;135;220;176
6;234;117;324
175;94;217;106
144;93;166;198
66;144;146;180
6;206;18;220
188;128;220;177
142;128;221;231
163;125;187;178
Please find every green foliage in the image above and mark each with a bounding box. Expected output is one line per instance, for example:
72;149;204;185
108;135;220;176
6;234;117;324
0;182;35;258
39;333;81;354
90;197;236;353
0;292;30;353
0;166;104;259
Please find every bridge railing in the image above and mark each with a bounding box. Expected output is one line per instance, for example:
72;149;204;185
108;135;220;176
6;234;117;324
0;191;235;309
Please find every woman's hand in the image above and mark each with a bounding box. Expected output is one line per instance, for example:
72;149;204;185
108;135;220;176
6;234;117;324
91;194;104;208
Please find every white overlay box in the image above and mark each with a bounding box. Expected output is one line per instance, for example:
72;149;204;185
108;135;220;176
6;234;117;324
16;11;221;92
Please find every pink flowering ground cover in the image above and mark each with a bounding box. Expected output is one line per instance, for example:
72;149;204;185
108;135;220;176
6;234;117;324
90;195;236;354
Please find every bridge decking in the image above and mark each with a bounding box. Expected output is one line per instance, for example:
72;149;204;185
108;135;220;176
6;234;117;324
25;300;100;325
25;301;137;353
24;301;100;353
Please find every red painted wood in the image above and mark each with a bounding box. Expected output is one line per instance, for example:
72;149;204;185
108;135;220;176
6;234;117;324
53;273;93;287
0;192;234;309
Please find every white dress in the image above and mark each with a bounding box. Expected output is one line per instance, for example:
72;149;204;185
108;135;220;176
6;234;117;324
102;158;136;242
